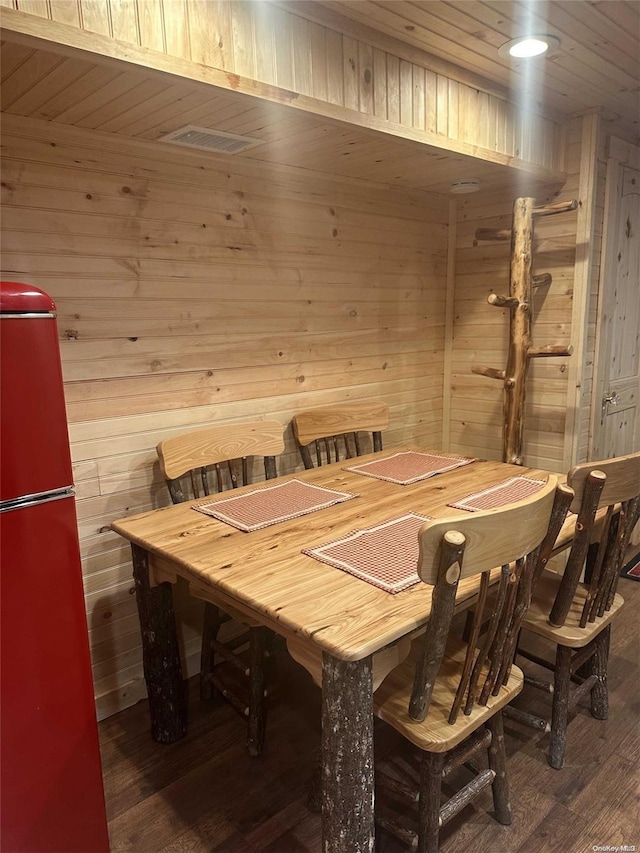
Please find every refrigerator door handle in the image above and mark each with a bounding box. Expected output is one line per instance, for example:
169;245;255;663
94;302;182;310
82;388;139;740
0;487;74;513
0;312;57;319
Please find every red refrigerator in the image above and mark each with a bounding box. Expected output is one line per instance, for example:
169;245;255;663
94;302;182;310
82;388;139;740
0;282;110;852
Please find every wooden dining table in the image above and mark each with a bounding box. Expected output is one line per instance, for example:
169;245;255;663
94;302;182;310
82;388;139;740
111;445;552;852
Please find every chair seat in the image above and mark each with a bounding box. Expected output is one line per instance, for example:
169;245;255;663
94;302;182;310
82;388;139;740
374;637;524;753
522;570;625;648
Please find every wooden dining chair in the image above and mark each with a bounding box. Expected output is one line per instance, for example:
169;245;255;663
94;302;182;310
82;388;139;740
506;450;640;769
156;419;285;756
292;400;389;469
372;475;568;853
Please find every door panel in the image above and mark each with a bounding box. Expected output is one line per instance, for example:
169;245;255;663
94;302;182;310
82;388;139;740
592;149;640;461
598;378;639;459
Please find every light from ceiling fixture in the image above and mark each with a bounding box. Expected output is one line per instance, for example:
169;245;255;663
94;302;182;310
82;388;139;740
498;35;560;59
450;179;480;194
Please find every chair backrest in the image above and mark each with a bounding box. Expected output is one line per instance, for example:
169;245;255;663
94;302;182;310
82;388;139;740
547;450;640;628
292;400;389;468
157;420;285;504
409;476;570;725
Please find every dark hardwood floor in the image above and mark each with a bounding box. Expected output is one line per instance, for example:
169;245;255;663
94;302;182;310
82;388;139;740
100;569;640;852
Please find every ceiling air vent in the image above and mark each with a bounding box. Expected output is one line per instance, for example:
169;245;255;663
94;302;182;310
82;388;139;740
158;125;264;155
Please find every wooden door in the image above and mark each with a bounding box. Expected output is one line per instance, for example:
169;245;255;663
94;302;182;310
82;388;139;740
592;139;640;460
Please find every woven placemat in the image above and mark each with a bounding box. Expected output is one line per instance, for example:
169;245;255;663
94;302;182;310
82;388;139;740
447;476;546;512
193;479;358;532
303;513;431;594
621;551;640;583
344;450;474;485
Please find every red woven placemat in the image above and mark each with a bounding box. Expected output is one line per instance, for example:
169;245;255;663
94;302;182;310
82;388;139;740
447;476;546;512
344;450;474;485
303;513;431;594
193;479;358;532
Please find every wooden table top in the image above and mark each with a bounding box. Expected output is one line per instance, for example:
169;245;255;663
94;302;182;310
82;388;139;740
112;447;551;661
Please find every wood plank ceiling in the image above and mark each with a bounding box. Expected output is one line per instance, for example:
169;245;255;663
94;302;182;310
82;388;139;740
0;36;560;197
1;1;637;196
314;0;640;132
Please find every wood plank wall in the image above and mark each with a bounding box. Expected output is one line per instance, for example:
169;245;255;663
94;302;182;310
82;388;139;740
446;113;623;472
581;125;608;460
0;113;449;717
571;113;606;466
1;0;562;171
447;119;586;472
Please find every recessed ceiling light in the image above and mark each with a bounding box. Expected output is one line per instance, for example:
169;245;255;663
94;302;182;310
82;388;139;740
450;179;480;194
499;35;560;59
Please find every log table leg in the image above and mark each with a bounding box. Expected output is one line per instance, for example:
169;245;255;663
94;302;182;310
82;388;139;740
321;652;375;853
131;544;187;743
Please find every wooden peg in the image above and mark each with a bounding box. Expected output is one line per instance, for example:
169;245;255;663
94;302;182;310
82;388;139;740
532;199;578;217
472;365;506;380
488;294;519;309
532;273;552;288
475;228;511;242
528;345;574;358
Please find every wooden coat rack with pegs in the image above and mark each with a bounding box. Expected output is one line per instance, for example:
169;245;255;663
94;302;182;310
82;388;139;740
472;196;578;465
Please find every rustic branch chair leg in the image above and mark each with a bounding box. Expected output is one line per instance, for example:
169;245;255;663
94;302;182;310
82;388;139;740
247;626;266;756
418;752;445;853
549;644;572;769
486;713;512;825
200;602;221;701
590;625;610;721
